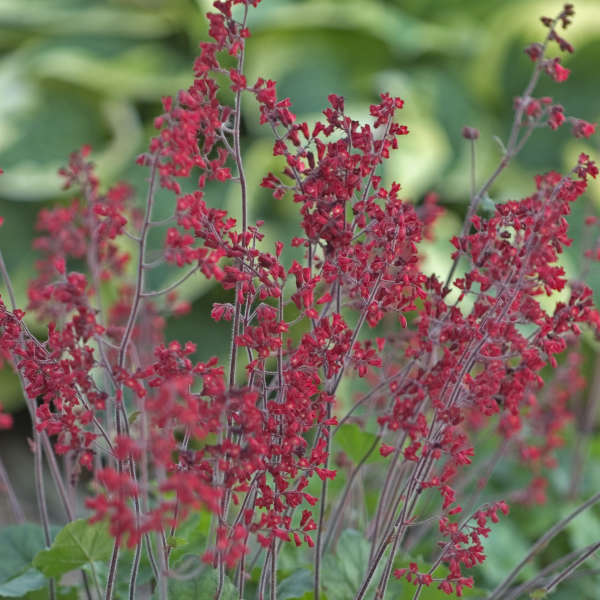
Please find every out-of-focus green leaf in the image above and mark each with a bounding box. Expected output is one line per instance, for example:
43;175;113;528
0;568;46;598
0;524;48;583
0;524;62;600
0;79;141;200
565;505;600;562
321;529;373;599
233;1;472;57
18;587;78;600
478;519;536;584
0;0;181;38
278;569;313;600
168;511;211;567
29;39;191;100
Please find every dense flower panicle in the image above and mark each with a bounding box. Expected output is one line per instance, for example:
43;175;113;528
0;2;598;597
30;149;131;316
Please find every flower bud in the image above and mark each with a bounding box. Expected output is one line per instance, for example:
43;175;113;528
462;126;480;140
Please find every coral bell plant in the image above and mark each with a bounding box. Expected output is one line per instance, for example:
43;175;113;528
0;1;599;599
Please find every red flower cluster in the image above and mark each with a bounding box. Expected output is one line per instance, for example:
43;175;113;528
0;2;597;599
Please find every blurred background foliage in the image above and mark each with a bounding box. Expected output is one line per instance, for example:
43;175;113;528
0;0;599;596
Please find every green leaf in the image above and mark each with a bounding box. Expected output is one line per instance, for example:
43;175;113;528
0;524;64;599
0;568;46;598
0;49;142;201
164;569;237;600
29;38;191;100
33;520;113;578
21;587;78;600
0;524;48;583
321;529;371;599
0;0;177;38
334;424;381;465
278;569;313;600
244;1;465;57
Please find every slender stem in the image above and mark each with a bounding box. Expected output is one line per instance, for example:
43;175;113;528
157;534;169;600
488;490;600;600
543;541;600;594
140;265;199;298
129;538;142;600
112;158;159;599
216;10;250;597
323;435;380;553
313;412;330;600
40;435;75;519
233;6;249;237
148;214;176;228
257;548;271;600
0;454;25;523
33;430;55;600
270;542;278;600
374;455;436;598
118;156;159;370
569;352;600;498
105;539;120;600
237;539;248;599
226;2;249;392
503;543;600;600
469;138;476;202
216;554;226;600
88;560;103;600
314;273;384;598
368;433;409;564
0;250;17;309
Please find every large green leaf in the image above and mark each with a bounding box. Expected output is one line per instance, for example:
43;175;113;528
0;524;61;600
33;520;113;578
0;524;48;584
0;569;46;598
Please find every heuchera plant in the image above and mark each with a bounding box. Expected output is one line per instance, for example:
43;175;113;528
0;1;599;599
